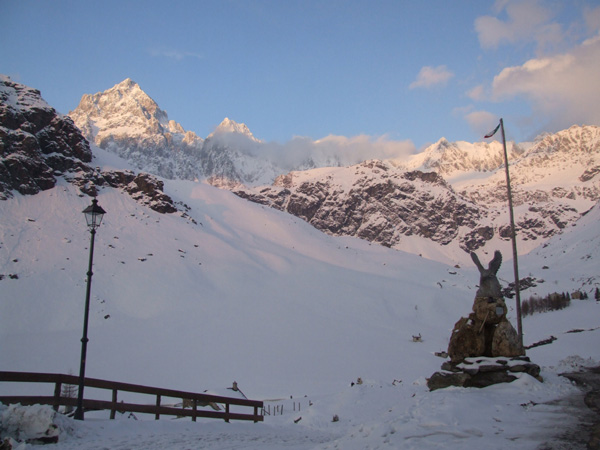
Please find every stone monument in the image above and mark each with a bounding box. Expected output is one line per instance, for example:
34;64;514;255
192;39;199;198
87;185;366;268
427;251;540;391
448;251;524;362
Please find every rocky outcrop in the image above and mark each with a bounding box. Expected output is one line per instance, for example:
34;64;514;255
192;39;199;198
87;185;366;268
0;75;91;199
234;161;486;250
68;169;177;214
0;76;177;214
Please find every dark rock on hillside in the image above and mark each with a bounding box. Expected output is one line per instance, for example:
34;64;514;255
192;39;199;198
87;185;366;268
0;76;177;214
0;75;91;199
68;170;177;214
234;160;486;251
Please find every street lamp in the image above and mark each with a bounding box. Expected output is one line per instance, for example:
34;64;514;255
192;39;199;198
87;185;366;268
74;197;106;420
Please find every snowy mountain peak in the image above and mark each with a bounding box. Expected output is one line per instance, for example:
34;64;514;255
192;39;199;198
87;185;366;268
435;137;451;148
115;77;137;89
524;124;600;157
69;79;204;180
208;117;259;142
404;137;518;176
70;78;169;135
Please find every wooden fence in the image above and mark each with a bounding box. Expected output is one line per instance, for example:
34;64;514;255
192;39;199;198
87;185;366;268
0;371;263;423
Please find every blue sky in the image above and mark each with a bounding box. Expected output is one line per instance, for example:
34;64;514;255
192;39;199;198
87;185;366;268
1;0;599;150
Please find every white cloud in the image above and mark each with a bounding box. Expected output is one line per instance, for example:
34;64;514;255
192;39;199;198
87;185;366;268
490;34;600;129
148;46;203;61
475;0;564;52
467;85;486;101
312;135;416;165
212;132;416;169
584;5;600;34
464;110;499;137
409;65;454;89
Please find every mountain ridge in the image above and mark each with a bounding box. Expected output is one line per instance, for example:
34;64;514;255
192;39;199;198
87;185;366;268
232;123;600;263
4;75;600;264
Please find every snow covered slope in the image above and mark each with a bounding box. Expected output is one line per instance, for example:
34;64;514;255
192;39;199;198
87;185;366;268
0;153;473;397
1;147;599;450
2;77;600;450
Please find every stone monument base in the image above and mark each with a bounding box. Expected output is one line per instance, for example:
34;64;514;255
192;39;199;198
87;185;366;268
427;356;542;391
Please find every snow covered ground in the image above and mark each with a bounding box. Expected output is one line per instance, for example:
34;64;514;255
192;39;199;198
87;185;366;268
1;328;599;450
1;147;599;449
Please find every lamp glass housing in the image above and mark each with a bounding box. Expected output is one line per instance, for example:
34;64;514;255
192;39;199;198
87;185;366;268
82;198;106;230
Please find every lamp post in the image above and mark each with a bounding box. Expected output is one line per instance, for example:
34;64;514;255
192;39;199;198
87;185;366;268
74;197;106;421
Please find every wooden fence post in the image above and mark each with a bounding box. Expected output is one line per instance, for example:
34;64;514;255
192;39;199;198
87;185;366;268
110;389;118;420
53;382;62;412
155;394;161;420
192;399;197;422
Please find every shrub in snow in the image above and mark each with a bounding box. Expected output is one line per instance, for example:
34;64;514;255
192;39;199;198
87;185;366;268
0;404;60;444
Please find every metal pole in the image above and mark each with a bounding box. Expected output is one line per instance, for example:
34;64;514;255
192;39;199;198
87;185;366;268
75;227;96;420
500;118;523;349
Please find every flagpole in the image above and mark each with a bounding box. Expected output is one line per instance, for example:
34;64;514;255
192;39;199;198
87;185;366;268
499;118;523;350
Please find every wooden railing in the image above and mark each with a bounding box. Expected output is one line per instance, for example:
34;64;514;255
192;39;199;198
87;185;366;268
0;371;263;423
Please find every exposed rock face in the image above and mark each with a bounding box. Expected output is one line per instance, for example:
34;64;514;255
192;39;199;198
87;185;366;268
0;76;177;214
232;126;599;259
0;75;91;199
68;170;177;214
234;160;485;250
